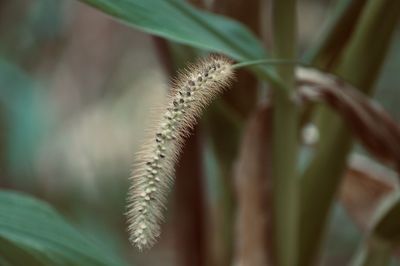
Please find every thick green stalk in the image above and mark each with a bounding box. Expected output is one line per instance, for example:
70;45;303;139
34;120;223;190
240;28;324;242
299;0;400;265
271;1;299;265
334;0;400;90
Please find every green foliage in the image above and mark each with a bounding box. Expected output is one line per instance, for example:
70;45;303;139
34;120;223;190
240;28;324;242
79;0;266;61
0;0;399;265
78;0;288;89
0;191;128;266
299;0;400;264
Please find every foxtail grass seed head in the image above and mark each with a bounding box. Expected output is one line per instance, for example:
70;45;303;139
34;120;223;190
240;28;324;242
127;55;234;250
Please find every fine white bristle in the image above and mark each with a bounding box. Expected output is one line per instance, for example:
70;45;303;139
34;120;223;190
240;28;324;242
126;55;235;250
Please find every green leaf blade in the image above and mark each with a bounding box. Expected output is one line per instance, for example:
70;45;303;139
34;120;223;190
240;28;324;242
79;0;267;61
0;191;128;266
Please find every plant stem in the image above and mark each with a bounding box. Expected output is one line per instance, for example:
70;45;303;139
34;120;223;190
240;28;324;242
299;0;400;265
232;59;299;69
334;0;400;90
204;102;242;266
174;129;206;266
270;1;299;265
302;0;367;67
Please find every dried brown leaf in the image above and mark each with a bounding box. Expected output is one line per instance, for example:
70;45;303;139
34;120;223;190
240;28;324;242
297;67;400;174
339;155;397;232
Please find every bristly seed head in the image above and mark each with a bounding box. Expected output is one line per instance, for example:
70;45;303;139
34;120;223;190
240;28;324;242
126;54;234;251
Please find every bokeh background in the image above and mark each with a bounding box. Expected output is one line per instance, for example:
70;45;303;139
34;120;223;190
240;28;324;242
1;0;399;265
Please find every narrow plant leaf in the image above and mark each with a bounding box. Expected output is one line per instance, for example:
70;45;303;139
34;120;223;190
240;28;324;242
0;237;47;266
303;0;367;67
0;190;127;266
79;0;266;62
339;154;397;232
297;67;400;173
232;103;272;266
351;194;400;266
298;67;400;265
298;1;400;264
77;0;284;89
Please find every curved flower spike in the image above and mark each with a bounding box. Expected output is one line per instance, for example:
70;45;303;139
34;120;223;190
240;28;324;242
126;55;235;250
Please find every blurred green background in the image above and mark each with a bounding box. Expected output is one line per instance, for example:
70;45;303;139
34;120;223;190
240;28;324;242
0;1;399;265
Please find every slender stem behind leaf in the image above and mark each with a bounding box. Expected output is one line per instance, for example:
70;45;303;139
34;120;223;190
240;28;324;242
270;1;299;265
299;0;400;265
